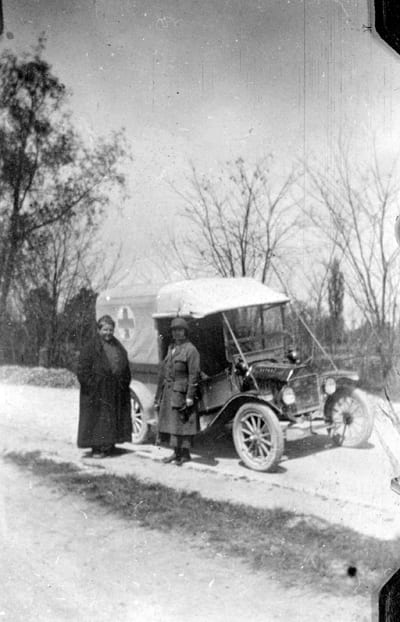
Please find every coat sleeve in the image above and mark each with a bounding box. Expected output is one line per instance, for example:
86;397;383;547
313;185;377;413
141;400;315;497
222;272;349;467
121;354;131;388
77;342;95;390
186;343;201;401
154;356;166;403
118;342;132;388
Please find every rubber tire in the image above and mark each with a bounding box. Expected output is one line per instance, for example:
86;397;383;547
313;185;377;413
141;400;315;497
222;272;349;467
232;403;284;472
324;386;374;448
130;389;150;444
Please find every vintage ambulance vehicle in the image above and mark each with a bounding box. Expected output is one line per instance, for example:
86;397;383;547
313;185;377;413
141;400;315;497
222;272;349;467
96;277;373;472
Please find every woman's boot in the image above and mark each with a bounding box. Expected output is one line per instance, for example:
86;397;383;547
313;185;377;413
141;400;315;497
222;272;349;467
162;449;179;464
180;448;191;464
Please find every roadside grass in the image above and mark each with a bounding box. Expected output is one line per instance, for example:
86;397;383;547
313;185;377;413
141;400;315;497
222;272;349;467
5;450;397;597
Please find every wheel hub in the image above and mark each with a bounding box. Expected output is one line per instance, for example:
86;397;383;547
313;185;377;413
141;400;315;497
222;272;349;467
341;411;353;426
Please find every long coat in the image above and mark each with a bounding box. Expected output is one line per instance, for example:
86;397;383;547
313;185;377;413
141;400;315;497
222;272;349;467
155;340;201;437
77;335;132;448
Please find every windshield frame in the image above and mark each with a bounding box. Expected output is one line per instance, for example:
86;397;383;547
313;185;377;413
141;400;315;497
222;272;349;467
223;303;288;362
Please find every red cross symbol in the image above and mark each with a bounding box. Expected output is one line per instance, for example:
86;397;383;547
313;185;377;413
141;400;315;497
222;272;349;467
117;307;134;339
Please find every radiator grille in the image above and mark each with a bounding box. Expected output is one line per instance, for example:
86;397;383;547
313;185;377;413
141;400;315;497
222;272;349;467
288;373;320;413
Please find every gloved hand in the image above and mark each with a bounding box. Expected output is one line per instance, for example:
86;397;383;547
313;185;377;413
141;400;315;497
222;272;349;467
178;398;194;423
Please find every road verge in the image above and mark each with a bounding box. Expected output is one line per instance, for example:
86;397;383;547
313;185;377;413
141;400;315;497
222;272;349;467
4;448;396;601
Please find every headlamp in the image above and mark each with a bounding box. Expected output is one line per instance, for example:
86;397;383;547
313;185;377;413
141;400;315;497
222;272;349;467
324;377;336;395
281;386;296;405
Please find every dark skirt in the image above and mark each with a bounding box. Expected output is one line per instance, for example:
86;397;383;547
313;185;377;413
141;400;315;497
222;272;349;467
158;384;199;439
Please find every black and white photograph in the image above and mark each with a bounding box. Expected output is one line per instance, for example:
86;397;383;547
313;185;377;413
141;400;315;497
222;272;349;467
1;1;400;620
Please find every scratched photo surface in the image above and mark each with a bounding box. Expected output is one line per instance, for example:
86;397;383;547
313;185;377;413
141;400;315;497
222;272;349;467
2;1;400;621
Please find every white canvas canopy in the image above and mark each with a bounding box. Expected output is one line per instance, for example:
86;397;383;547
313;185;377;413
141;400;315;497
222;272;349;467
153;277;289;319
96;278;289;365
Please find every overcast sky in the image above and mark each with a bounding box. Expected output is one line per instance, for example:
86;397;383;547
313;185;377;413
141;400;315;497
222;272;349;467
4;0;400;280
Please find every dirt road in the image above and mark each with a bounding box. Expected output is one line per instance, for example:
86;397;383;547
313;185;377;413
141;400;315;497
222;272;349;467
0;458;370;622
1;383;400;541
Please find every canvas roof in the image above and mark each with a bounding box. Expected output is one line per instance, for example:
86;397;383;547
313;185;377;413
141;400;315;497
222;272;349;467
153;277;289;319
97;282;162;307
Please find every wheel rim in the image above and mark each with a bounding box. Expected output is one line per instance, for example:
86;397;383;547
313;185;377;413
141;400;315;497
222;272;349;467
131;394;144;438
239;412;273;465
329;395;366;442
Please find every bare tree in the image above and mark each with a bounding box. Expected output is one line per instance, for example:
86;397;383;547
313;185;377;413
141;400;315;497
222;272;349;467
304;149;400;377
170;157;301;282
11;216;122;366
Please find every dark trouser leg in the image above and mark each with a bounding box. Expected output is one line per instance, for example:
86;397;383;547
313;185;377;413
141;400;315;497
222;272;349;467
180;437;192;461
169;435;182;456
171;435;192;464
170;434;192;449
162;435;180;463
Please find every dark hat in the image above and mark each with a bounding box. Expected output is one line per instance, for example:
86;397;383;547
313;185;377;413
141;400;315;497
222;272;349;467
170;317;189;332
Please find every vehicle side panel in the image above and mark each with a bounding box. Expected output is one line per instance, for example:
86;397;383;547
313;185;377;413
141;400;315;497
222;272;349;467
198;371;240;413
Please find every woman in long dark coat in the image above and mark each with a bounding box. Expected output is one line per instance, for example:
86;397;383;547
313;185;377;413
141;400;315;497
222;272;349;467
77;315;132;458
154;317;201;466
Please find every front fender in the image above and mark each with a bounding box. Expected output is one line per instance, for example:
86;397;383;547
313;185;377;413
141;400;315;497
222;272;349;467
206;393;282;429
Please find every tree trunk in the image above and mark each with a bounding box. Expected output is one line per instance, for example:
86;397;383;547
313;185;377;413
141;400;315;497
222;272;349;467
0;185;23;325
0;243;18;325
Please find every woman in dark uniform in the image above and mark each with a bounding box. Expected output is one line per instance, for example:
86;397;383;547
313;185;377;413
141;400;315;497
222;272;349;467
154;317;201;466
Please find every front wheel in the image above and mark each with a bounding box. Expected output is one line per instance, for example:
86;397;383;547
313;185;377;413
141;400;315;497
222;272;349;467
130;389;150;444
324;386;374;447
232;403;284;472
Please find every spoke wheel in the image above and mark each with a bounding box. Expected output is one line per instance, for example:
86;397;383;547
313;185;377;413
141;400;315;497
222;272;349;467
324;387;373;448
130;389;149;444
232;403;284;472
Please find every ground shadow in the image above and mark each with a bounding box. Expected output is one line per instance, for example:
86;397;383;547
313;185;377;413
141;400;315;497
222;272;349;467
108;447;136;458
284;436;375;460
187;424;375;468
81;446;135;460
190;453;219;467
283;434;337;460
192;425;236;465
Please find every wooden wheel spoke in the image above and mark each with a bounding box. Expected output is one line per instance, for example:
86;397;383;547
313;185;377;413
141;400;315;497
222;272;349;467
242;425;255;438
243;419;256;433
255;417;263;431
257;439;271;455
249;415;259;430
252;443;263;458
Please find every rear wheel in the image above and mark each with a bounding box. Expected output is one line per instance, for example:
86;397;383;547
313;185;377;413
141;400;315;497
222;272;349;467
324;386;373;447
130;389;150;444
232;403;284;472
